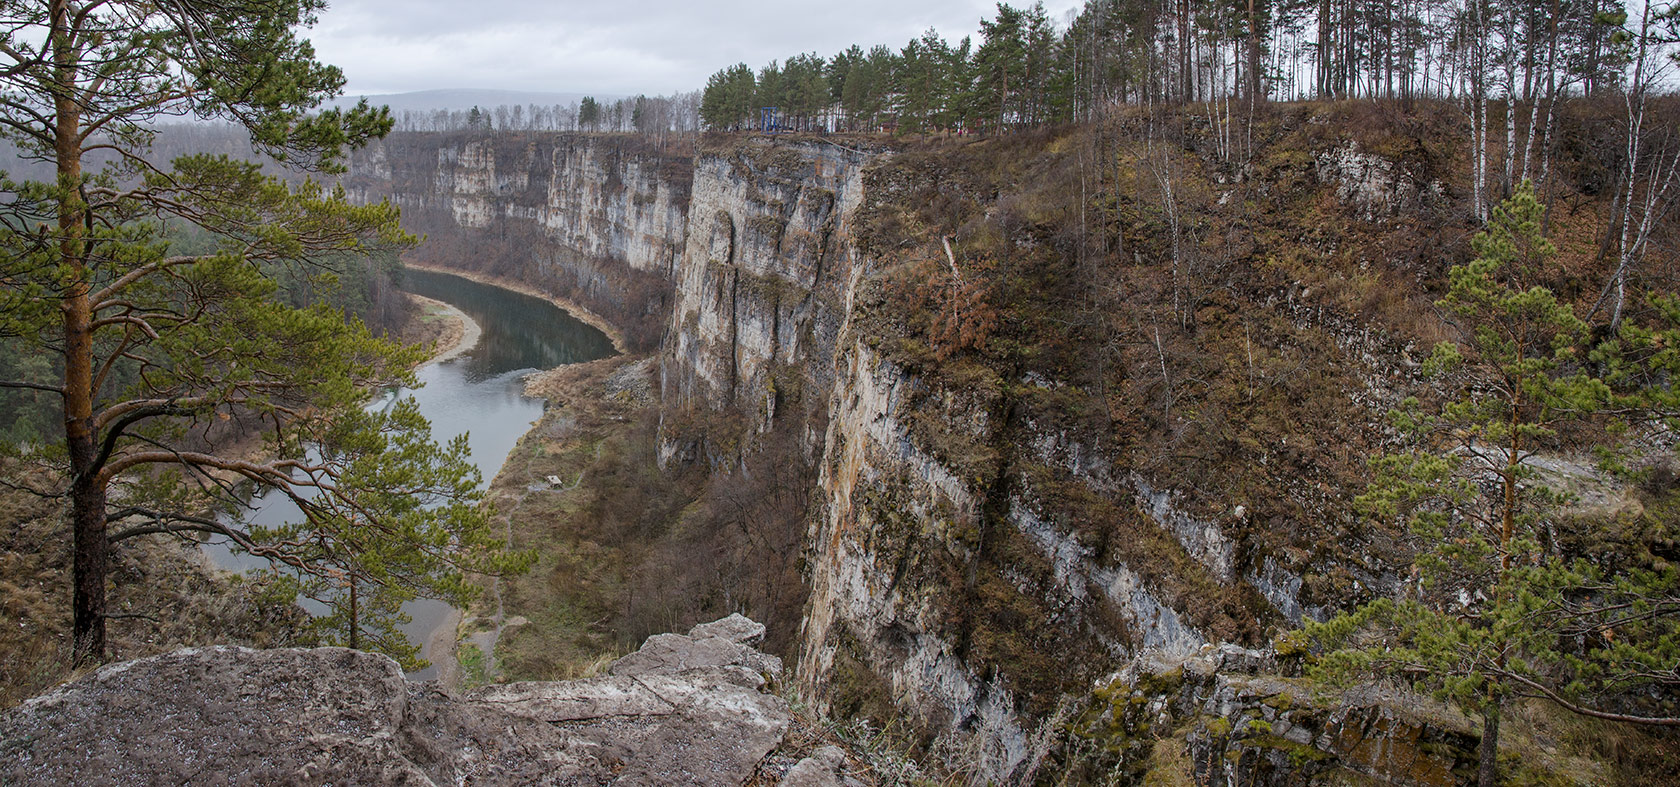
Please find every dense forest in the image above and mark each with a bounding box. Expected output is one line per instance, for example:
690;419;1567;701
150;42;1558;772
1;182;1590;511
701;0;1672;137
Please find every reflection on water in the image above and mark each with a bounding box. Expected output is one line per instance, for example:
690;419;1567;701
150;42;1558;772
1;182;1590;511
202;268;615;680
406;268;615;382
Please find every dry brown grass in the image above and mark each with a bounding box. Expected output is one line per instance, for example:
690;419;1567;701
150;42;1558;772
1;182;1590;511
0;494;310;708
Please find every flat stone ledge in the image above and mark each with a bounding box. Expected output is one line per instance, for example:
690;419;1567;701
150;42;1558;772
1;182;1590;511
1;616;796;786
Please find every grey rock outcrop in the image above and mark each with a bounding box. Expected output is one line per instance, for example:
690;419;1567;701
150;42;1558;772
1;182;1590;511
1313;140;1444;220
347;135;688;279
780;746;864;787
0;616;792;786
660;139;874;443
1066;647;1487;786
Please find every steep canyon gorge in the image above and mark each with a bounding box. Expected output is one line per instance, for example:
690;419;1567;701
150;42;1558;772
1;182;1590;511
7;100;1674;785
323;109;1599;783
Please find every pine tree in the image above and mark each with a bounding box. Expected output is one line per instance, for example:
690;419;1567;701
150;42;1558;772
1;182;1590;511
700;64;756;131
976;4;1030;132
0;0;526;664
579;97;602;131
1310;184;1679;786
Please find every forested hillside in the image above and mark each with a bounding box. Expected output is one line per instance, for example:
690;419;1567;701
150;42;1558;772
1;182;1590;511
703;0;1657;149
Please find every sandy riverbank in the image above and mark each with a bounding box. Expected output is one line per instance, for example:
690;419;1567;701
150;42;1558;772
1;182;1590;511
409;293;482;366
403;260;628;355
424;607;465;691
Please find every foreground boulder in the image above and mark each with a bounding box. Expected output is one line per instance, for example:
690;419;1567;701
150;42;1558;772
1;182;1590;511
0;614;803;785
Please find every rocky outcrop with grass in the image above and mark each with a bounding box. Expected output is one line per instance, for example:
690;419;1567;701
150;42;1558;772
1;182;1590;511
0;615;865;786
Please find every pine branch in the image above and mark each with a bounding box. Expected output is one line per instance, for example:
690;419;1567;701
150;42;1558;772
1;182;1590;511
1497;669;1680;727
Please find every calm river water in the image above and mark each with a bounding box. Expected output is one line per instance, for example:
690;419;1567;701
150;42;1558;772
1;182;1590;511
204;268;615;679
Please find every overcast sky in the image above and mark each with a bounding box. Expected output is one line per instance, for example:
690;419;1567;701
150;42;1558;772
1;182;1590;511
312;0;1084;98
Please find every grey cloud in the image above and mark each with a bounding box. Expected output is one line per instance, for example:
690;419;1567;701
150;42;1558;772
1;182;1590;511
313;0;1080;96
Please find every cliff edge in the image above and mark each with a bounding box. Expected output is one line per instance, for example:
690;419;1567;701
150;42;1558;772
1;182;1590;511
0;615;858;786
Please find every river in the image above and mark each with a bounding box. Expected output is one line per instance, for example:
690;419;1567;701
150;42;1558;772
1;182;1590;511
203;268;616;680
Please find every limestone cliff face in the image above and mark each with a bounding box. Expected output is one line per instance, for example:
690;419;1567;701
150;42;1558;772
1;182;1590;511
750;138;1414;782
659;140;872;446
799;342;1034;775
345;133;690;347
627;139;1044;775
350;133;687;276
795;325;1246;779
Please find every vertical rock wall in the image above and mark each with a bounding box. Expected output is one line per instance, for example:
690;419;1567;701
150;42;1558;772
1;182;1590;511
345;133;689;347
659;140;872;451
350;133;687;276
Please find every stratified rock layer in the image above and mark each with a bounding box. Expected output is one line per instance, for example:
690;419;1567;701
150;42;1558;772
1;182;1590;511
0;615;789;786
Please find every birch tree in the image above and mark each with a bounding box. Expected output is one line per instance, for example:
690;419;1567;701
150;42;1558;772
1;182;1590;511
1592;2;1680;332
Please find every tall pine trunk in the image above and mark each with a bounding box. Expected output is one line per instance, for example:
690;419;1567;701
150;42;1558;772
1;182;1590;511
1478;699;1501;786
54;2;107;664
348;581;360;650
70;458;107;664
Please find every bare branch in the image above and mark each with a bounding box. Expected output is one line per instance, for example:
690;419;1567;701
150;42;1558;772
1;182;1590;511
0;380;63;395
1497;670;1680;727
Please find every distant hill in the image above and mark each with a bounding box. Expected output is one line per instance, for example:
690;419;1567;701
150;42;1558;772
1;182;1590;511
327;89;625;114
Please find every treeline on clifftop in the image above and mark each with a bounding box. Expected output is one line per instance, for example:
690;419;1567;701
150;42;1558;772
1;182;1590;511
389;92;703;137
701;0;1674;134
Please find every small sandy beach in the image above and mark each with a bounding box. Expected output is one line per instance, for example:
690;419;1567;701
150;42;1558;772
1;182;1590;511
424;607;465;691
409;293;482;366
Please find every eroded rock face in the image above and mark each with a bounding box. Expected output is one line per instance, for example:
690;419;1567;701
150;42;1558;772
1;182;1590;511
0;616;790;786
660;139;874;445
1066;648;1484;786
347;134;688;279
1313;140;1445;220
